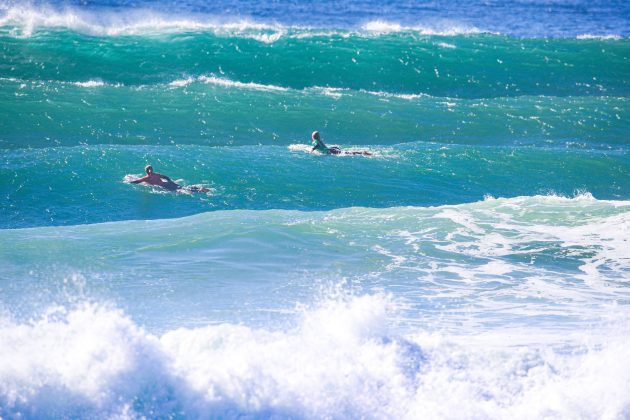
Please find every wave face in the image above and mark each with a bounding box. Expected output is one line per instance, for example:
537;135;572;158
2;0;630;418
1;28;628;97
1;74;628;151
2;196;629;329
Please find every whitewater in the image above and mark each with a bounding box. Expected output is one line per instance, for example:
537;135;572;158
1;1;629;418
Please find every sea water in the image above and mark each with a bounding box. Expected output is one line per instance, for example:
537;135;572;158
0;0;629;418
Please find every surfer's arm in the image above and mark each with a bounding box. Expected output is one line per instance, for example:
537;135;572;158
130;176;149;184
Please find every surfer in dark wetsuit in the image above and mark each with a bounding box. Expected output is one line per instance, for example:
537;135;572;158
310;131;372;156
131;165;209;192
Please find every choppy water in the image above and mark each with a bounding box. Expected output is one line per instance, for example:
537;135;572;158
1;1;629;418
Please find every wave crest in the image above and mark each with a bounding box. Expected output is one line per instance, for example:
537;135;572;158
1;293;629;418
0;5;284;37
169;75;288;92
0;6;491;39
361;20;486;36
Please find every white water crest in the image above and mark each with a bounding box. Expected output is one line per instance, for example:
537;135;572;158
1;293;629;419
0;5;494;39
167;75;437;100
0;4;284;37
576;34;623;40
169;75;288;92
1;194;628;331
73;80;106;88
361;20;487;36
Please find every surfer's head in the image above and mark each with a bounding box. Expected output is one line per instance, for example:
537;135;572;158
312;131;320;141
145;165;153;174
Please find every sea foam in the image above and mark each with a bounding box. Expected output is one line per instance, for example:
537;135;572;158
0;5;489;39
576;34;623;40
169;75;288;92
0;5;283;37
361;20;486;36
0;293;629;418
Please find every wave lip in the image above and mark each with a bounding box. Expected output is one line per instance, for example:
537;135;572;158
360;19;487;36
169;75;288;92
576;33;624;40
167;76;435;98
1;5;491;38
72;79;112;88
167;74;440;99
0;5;285;37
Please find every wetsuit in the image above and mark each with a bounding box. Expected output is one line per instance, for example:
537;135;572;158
312;138;340;154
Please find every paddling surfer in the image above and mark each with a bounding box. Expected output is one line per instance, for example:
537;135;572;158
130;165;209;192
310;131;372;156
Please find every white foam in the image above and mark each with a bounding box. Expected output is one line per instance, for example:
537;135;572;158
185;79;424;103
1;296;628;418
1;71;432;104
433;208;486;234
73;80;106;88
168;77;195;88
290;30;351;39
1;76;122;89
436;41;457;49
0;6;493;39
361;89;429;100
0;5;284;38
361;20;485;36
576;34;623;40
307;86;431;101
288;143;313;153
428;194;630;302
248;31;285;43
309;86;349;99
1;73;434;101
362;21;405;33
199;75;288;92
166;78;433;100
169;75;288;92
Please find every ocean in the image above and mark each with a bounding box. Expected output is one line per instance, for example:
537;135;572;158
0;0;629;418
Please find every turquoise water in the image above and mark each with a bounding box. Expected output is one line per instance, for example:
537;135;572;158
2;30;628;229
2;143;628;228
1;3;629;418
